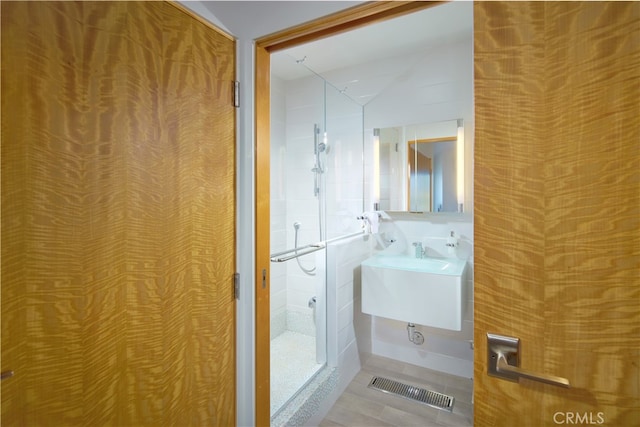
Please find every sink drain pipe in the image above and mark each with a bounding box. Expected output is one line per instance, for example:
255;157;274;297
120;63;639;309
407;323;424;345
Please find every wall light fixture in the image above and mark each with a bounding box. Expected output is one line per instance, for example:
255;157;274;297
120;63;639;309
456;119;465;213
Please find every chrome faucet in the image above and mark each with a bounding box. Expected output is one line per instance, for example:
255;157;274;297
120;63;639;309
412;242;424;259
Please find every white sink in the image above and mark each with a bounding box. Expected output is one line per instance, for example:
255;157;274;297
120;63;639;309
361;254;467;331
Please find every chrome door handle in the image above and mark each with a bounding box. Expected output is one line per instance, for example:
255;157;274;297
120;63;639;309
487;333;570;388
496;352;570;388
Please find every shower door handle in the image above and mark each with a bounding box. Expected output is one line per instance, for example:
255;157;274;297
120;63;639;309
487;333;570;388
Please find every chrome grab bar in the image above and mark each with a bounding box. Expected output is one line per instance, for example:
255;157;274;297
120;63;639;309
487;333;570;388
270;243;325;263
270;230;364;263
270;242;324;259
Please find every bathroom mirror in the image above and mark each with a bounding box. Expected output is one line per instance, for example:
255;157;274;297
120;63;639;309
375;119;463;213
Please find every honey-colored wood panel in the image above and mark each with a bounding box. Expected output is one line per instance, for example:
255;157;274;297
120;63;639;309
542;2;639;422
257;1;443;52
2;2;89;425
255;44;271;427
473;3;548;422
82;3;166;424
1;1;235;425
474;2;639;426
161;5;236;425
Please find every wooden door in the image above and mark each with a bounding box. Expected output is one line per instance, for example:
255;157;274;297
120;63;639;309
1;2;236;425
474;2;639;425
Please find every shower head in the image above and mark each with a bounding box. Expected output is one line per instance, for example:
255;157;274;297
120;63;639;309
293;222;301;230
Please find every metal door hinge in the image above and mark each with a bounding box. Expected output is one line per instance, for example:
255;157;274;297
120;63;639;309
233;81;240;108
233;272;240;299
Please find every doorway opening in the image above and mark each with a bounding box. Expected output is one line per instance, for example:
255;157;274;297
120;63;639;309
254;1;470;424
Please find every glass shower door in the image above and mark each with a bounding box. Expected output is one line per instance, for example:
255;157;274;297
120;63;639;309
324;82;365;241
269;63;328;417
269;53;364;419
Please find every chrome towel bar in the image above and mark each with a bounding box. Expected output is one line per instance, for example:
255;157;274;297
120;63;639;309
270;230;364;263
270;243;325;263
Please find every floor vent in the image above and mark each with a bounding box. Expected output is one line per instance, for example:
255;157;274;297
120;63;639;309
367;376;455;412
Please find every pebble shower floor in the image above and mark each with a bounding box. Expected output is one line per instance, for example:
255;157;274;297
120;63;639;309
270;330;323;416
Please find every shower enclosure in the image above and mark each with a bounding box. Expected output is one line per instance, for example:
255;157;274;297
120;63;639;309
269;55;364;418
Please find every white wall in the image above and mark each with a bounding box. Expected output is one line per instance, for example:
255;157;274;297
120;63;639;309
362;37;474;215
323;85;366;239
317;31;475;378
363;38;473;128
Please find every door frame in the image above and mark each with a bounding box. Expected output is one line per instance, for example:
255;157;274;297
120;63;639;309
253;1;443;424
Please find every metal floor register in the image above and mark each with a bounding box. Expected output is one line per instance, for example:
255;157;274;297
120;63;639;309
367;376;455;412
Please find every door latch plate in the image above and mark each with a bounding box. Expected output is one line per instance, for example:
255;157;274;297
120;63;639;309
487;333;520;382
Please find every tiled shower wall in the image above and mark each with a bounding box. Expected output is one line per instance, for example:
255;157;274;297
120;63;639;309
271;70;364;338
270;71;368;423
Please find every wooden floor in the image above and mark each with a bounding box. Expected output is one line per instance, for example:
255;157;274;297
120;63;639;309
319;355;473;427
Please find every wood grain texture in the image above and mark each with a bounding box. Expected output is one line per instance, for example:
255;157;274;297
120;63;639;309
474;2;639;426
1;2;236;425
254;44;272;427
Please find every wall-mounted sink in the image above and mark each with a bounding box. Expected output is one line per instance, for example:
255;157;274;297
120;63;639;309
361;254;467;331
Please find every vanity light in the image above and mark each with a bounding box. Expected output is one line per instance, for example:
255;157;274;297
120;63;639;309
456;119;464;212
373;128;381;206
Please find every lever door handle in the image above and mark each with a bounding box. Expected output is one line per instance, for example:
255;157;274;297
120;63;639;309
1;370;14;380
496;352;570;388
487;333;570;388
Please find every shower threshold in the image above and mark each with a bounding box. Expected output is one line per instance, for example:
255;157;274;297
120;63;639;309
271;366;338;427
